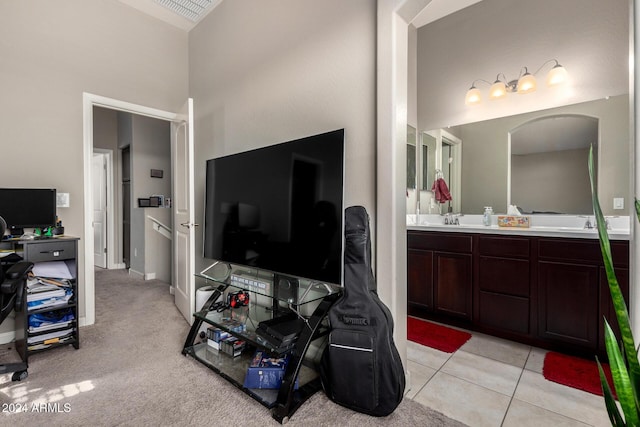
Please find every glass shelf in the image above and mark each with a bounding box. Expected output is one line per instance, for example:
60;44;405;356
196;263;341;307
185;264;342;424
194;304;329;355
184;342;320;409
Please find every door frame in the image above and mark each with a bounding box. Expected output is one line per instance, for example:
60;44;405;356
82;93;180;326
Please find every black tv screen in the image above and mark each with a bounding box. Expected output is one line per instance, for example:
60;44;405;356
0;188;57;231
203;129;345;285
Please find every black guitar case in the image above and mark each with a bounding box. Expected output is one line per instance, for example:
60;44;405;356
320;206;405;416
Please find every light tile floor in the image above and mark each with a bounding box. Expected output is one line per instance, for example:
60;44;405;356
405;328;612;427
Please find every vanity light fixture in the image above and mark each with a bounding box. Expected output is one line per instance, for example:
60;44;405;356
465;59;568;106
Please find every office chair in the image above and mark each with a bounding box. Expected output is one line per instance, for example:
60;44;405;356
0;216;33;381
0;261;33;324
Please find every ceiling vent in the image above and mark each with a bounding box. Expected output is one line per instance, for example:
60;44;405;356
154;0;217;22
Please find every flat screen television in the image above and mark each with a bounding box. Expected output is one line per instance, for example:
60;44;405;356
203;129;345;285
0;188;57;234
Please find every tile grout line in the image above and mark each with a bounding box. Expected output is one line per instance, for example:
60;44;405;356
499;347;531;426
407;343;458;400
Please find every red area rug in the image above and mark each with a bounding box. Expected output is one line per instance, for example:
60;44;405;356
543;351;615;397
407;317;471;353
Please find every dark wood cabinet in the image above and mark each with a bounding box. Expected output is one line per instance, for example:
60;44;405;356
538;261;600;350
407;230;630;357
407;232;472;321
407;249;433;311
476;235;532;335
433;252;472;319
537;237;629;354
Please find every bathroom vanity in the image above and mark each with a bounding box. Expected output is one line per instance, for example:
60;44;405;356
407;215;630;358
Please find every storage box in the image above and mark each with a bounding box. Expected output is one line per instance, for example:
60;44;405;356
220;337;245;357
497;215;530;228
243;350;298;389
219;318;246;334
206;326;230;343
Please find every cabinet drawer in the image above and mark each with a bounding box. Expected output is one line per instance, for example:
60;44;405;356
538;238;629;267
478;236;529;258
25;240;76;262
478;292;530;334
478;256;529;297
408;231;472;253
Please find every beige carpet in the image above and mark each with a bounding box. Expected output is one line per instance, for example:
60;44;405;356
0;268;465;426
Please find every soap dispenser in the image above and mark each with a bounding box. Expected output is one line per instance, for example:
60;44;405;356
483;206;493;226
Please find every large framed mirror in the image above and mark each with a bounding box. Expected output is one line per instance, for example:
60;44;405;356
508;114;598;214
410;0;629;216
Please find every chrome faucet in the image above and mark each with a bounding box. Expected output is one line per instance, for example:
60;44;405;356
584;216;611;230
443;213;460;225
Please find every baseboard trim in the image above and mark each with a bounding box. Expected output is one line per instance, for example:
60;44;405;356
144;273;156;280
128;269;144;279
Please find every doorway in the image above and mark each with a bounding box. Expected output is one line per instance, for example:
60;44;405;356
91;114;170;274
82;93;194;327
121;145;131;269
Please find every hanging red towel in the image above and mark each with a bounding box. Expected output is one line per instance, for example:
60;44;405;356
431;178;452;203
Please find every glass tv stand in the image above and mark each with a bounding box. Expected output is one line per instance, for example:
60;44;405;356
182;264;342;424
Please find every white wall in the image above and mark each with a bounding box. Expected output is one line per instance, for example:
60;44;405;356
127;114;171;277
131;115;171;202
0;0;188;324
189;0;377;275
131;207;172;282
416;0;629;131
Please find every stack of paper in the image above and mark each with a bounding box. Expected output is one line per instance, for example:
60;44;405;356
27;268;73;311
27;328;75;345
28;309;75;333
31;261;73;280
27;285;72;311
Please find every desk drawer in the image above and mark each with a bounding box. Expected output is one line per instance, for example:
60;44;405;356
25;240;76;262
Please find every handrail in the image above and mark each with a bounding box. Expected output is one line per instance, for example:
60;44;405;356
147;215;172;240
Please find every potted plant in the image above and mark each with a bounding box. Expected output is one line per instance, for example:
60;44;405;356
591;146;640;425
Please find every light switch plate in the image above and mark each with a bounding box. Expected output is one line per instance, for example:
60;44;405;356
613;197;624;210
57;192;70;208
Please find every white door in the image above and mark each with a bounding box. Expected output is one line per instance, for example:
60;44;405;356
92;152;107;268
172;98;196;323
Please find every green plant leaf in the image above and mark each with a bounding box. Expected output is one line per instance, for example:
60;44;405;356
589;146;640;410
635;198;640;220
604;321;640;426
598;355;626;426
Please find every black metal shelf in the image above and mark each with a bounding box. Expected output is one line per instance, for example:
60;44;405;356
183;274;341;424
0;237;82;382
